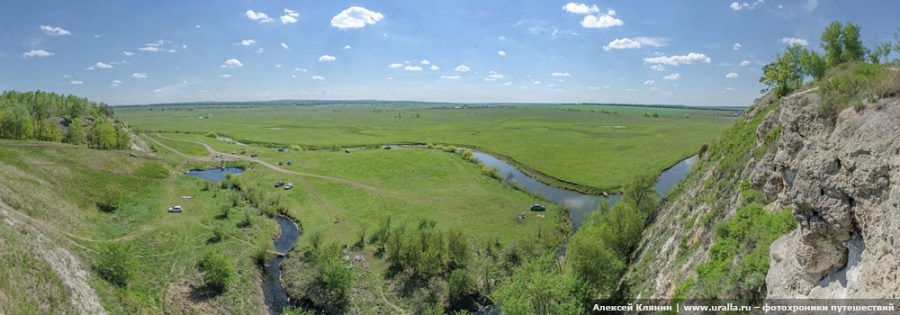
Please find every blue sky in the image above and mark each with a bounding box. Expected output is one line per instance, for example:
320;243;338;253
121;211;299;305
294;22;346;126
1;0;898;106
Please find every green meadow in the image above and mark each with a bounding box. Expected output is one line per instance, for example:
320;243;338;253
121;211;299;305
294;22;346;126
120;104;738;192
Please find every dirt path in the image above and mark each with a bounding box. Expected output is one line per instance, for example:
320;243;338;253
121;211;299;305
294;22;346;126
1;202;107;315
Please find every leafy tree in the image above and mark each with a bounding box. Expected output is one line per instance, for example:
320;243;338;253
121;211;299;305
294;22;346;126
841;22;865;63
35;118;62;142
447;268;477;311
199;250;234;294
760;47;803;96
821;21;844;67
567;219;626;296
799;48;828;81
95;243;135;287
867;42;892;64
64;118;86;145
0;104;33;139
89;121;118;149
306;243;353;312
447;229;470;269
491;255;583;315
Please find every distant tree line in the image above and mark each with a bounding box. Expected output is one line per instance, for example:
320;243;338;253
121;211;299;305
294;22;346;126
0;90;130;149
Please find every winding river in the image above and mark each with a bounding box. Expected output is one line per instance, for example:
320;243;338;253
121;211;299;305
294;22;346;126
185;168;300;315
471;152;697;231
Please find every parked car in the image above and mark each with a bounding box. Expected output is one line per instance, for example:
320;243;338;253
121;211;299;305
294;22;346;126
250;153;258;158
530;204;546;211
284;183;294;190
287;160;292;165
275;181;285;188
168;205;183;213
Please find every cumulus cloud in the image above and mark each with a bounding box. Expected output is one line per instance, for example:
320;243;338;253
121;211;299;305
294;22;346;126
441;75;461;80
551;72;571;77
562;3;600;14
22;49;53;58
650;64;666;71
403;65;423;71
281;43;289;49
643;52;711;66
318;55;336;62
240;39;256;46
389;63;403;69
730;0;764;11
419;59;431;65
740;60;751;66
138;46;159;52
110;80;122;87
663;73;681;80
454;65;471;72
497;50;507;56
343;44;352;50
733;43;742;50
725;72;740;79
781;37;808;46
502;81;513;86
123;51;135;56
220;74;232;78
643;80;655;86
87;62;113;70
602;37;668;51
580;9;622;29
40;25;71;36
281;9;299;24
246;10;274;23
131;72;148;79
221;58;243;68
331;6;383;29
311;75;325;80
430;65;439;71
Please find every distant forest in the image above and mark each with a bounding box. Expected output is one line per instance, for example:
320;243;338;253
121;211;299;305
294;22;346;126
0;91;130;150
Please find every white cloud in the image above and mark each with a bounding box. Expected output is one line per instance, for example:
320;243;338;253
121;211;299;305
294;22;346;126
22;49;53;58
498;36;507;41
781;37;808;46
502;81;513;86
281;43;289;49
803;0;818;11
240;39;256;46
70;80;83;85
441;75;461;80
123;51;135;56
403;65;423;71
311;75;325;80
40;25;71;36
650;64;666;71
91;62;113;70
663;73;681;80
221;58;243;68
725;72;740;79
580;10;622;29
318;55;336;62
588;86;599;90
255;48;264;54
551;72;571;77
343;44;352;50
454;65;471;72
562;3;600;14
419;59;431;65
281;9;299;24
733;43;742;50
110;80;122;86
294;68;307;72
740;60;751;66
430;65;439;71
331;6;384;29
497;50;507;56
726;87;735;91
246;10;274;23
730;0;764;11
220;74;232;78
643;80;655;86
643;52;711;66
604;38;640;50
131;72;148;79
389;63;403;69
533;80;542;85
138;46;160;52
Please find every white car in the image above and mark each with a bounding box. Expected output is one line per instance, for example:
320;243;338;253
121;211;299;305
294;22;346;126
168;205;183;213
284;183;294;190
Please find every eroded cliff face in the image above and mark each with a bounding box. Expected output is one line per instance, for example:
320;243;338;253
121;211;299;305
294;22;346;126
761;94;900;298
621;88;899;299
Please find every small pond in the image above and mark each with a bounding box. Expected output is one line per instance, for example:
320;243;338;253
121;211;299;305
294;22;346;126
185;167;244;183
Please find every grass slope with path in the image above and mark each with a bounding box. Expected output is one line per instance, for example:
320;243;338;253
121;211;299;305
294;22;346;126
120;104;738;192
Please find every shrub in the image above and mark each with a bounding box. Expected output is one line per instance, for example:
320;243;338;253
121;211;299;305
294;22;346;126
95;243;134;287
251;242;272;267
97;190;122;212
199;250;234;293
210;226;226;243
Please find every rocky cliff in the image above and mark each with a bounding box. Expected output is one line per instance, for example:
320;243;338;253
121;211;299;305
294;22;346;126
621;83;899;299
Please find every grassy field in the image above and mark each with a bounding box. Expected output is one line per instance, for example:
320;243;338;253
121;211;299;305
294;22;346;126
120;104;738;192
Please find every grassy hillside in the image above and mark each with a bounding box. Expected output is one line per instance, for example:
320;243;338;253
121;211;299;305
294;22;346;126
120;105;737;192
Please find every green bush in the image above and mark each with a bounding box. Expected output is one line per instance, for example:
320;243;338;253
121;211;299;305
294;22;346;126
251;242;272;267
95;243;135;287
199;250;234;294
97;190;122;212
